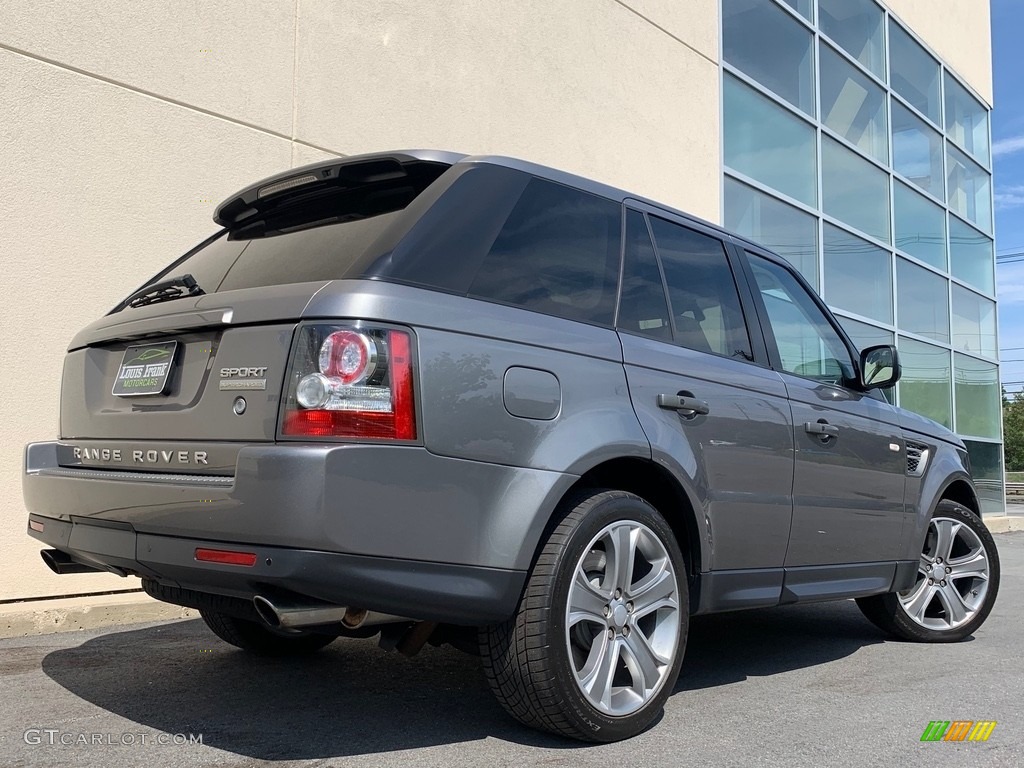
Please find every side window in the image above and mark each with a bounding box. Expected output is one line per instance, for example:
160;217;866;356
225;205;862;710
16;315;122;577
467;178;622;325
648;216;753;361
617;210;672;341
747;253;856;384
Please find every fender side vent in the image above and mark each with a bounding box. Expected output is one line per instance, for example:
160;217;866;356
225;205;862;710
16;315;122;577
906;441;930;477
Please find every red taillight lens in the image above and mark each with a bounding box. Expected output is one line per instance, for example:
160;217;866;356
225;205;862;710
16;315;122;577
281;326;416;440
195;548;257;566
318;330;377;384
389;331;416;440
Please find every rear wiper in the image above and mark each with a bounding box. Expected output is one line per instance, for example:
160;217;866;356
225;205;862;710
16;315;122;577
124;274;205;309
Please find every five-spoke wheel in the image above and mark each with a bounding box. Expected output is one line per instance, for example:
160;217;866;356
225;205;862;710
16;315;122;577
897;515;992;631
857;500;999;642
566;520;681;717
480;489;688;742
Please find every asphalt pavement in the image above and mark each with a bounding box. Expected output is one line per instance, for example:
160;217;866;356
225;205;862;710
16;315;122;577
2;533;1022;768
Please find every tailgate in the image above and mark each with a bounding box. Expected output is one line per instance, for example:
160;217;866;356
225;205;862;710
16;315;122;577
59;283;325;443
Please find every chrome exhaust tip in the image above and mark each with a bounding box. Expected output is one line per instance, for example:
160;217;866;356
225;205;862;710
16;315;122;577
252;594;351;629
252;594;410;630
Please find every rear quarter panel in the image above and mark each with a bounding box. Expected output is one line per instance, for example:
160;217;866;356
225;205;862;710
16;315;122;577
304;280;651;473
303;281;653;570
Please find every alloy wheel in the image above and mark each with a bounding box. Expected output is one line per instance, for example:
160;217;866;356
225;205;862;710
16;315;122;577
897;516;991;631
565;520;681;716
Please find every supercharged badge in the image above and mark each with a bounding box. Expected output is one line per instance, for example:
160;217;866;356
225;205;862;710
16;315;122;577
219;366;268;391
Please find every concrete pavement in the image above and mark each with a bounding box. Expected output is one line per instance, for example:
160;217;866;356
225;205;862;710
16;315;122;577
2;533;1022;768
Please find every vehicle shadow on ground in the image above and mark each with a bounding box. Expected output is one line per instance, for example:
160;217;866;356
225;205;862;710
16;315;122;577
40;600;887;760
677;600;887;692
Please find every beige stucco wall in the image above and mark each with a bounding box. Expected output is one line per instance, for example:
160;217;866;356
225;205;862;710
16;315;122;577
887;0;993;105
0;0;720;603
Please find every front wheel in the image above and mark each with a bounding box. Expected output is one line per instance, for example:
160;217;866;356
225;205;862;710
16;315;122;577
856;500;999;642
480;489;688;742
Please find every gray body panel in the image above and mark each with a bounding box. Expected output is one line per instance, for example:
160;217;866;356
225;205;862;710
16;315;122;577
23;150;983;624
25;440;572;571
619;332;793;572
69;281;329;349
896;438;974;563
62;323;294;441
782;374;908;566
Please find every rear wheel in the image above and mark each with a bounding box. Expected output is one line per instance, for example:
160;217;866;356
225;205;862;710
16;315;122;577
200;610;338;655
480;489;688;742
856;500;999;642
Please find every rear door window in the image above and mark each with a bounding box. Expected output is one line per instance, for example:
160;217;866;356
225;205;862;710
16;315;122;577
647;216;753;361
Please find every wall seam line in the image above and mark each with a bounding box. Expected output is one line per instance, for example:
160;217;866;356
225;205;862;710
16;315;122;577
290;0;301;165
610;0;717;67
0;40;341;160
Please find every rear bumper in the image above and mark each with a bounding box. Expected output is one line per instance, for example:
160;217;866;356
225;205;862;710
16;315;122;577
24;440;576;623
27;515;522;624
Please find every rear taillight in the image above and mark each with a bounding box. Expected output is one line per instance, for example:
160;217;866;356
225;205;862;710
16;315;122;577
281;324;416;440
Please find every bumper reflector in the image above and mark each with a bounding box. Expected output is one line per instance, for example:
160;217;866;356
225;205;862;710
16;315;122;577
29;520;44;533
195;548;257;567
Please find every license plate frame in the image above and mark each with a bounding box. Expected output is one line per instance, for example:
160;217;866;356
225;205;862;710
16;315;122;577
111;341;178;397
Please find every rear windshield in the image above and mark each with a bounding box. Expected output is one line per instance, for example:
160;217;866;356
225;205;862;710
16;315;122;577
123;163;625;327
157;211;405;295
119;163;455;306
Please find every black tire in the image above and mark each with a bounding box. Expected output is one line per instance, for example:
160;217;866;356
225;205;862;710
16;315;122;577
479;489;688;742
200;609;338;655
856;500;999;642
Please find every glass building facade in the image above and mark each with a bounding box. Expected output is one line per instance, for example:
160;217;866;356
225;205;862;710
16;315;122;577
721;0;1002;514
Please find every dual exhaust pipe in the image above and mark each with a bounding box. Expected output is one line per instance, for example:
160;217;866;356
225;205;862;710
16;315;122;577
253;594;406;631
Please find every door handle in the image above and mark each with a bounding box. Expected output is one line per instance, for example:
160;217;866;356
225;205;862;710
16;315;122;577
658;393;710;416
804;421;839;437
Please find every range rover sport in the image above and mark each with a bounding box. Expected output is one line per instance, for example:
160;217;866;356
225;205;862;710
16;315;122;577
23;150;1000;742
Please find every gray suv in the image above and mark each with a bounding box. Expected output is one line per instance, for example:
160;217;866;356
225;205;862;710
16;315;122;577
23;151;1000;742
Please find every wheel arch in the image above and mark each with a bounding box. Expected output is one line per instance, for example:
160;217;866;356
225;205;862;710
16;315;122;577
563;457;708;583
897;476;982;586
938;478;981;518
901;440;982;563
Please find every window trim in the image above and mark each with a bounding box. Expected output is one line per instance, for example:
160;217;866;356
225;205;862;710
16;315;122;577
612;206;674;344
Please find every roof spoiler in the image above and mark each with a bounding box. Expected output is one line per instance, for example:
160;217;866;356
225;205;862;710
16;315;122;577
213;149;467;229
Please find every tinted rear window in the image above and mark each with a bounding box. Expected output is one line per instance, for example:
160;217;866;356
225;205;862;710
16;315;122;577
373;167;623;326
466;179;621;324
122;168;444;304
126;163;624;327
167;212;404;295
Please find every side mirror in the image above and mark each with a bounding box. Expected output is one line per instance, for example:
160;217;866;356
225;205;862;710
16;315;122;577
859;345;901;390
